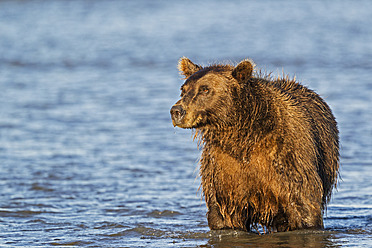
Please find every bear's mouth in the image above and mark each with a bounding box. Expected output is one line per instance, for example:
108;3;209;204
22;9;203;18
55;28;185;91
171;104;206;129
171;112;205;129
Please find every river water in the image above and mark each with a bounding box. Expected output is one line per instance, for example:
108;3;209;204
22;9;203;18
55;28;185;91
0;0;371;247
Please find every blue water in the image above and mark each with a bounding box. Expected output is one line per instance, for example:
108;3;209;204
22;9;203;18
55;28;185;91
0;0;371;247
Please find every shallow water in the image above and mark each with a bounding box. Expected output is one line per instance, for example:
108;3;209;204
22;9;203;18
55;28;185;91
0;0;371;247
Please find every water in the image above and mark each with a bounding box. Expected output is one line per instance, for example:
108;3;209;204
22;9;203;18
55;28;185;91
0;0;371;247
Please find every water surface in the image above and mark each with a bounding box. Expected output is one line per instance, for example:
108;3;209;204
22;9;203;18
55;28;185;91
0;0;371;247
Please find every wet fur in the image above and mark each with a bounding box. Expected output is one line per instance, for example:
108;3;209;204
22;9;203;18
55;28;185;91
171;58;339;233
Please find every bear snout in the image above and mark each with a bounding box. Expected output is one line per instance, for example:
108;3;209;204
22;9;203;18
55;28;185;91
170;105;186;126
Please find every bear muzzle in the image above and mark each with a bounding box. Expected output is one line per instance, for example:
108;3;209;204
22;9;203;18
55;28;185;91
170;105;186;127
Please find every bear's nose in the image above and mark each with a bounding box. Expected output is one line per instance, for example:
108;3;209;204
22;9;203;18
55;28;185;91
170;105;186;125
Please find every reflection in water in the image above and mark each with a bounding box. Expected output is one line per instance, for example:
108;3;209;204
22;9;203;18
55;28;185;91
204;230;339;248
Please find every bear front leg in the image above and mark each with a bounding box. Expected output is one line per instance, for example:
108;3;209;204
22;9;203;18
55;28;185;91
207;196;227;230
207;202;226;230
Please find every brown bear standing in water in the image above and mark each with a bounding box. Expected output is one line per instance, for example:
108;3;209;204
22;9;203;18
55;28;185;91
170;57;339;233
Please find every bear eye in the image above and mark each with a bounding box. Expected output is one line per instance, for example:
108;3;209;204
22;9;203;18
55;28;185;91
199;85;209;94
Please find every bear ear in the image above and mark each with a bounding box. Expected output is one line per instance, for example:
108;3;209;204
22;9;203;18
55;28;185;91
232;59;255;82
178;57;202;79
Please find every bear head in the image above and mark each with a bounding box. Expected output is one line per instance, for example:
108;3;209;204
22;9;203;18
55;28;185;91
170;57;255;129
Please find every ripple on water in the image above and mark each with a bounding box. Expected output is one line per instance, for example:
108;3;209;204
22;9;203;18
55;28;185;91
107;225;168;238
0;209;45;218
93;222;128;229
148;209;182;218
49;241;94;246
30;182;55;192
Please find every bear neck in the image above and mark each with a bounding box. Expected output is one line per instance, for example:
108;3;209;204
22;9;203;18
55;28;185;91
199;80;278;161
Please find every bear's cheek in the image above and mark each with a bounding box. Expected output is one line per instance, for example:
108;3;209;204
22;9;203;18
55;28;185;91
177;94;215;128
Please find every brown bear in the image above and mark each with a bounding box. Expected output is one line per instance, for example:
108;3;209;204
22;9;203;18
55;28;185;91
170;57;339;233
